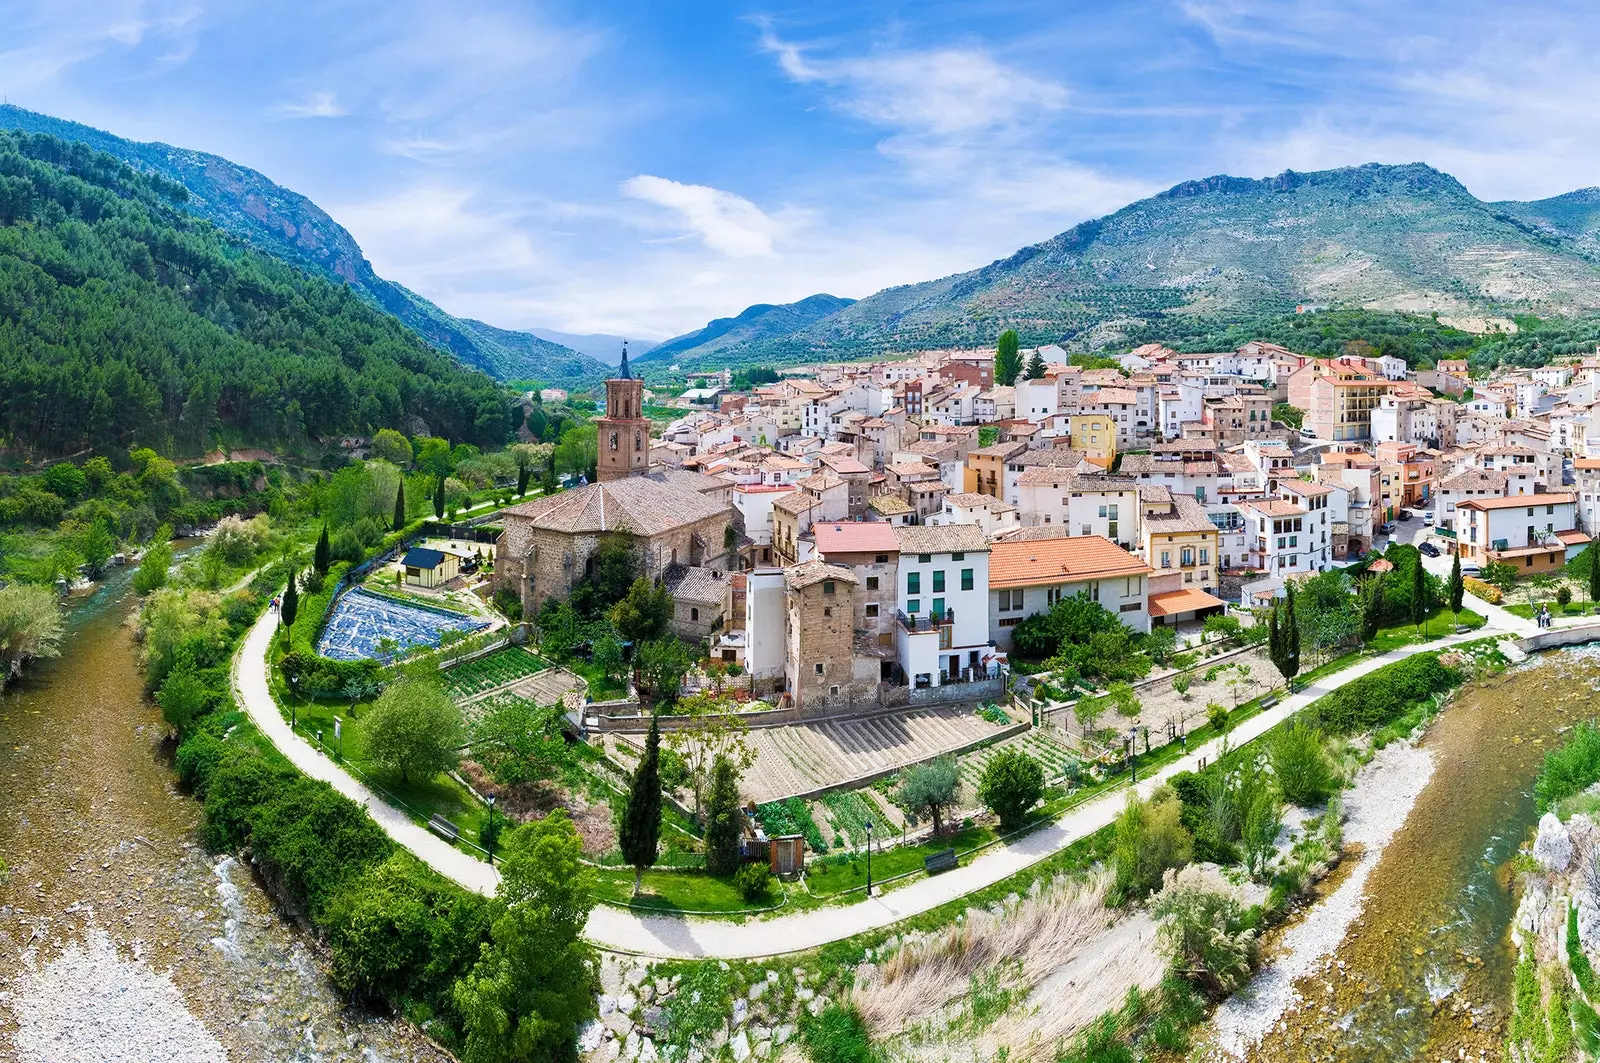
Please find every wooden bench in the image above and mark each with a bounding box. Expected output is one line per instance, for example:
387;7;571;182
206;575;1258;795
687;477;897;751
1260;695;1279;709
924;848;958;875
428;814;460;842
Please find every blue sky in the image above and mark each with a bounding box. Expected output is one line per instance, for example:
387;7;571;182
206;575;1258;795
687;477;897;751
4;1;1600;340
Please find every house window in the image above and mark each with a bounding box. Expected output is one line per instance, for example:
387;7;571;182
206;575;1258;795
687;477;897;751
875;554;888;564
1161;551;1171;568
907;572;921;594
918;553;932;563
952;552;965;560
1181;547;1195;567
823;606;832;617
961;568;974;591
865;603;879;618
908;599;920;613
823;581;835;595
932;597;946;616
815;662;825;674
866;576;879;590
933;570;946;592
1200;547;1209;565
690;607;700;621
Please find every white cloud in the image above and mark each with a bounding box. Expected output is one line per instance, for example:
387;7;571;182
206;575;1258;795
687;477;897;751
620;175;781;257
268;90;345;120
0;0;200;89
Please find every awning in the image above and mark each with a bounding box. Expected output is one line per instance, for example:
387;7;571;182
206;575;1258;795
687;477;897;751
1148;587;1227;618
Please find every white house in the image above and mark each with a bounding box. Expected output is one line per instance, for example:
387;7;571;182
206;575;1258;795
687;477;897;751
988;535;1152;649
893;524;991;686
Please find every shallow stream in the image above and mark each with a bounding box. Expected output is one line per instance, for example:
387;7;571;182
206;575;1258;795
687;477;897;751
0;563;447;1061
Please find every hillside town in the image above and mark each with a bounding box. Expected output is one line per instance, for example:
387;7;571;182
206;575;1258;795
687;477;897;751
495;339;1598;717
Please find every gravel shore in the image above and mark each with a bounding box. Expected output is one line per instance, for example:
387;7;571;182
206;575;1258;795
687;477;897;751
1209;740;1435;1059
9;928;228;1062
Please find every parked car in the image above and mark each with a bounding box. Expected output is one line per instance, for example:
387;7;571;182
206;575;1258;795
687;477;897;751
1399;510;1414;522
1419;541;1440;557
1423;511;1435;525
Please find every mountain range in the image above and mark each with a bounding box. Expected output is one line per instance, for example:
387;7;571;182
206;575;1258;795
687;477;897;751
642;164;1600;373
0;105;609;385
10;103;1600;384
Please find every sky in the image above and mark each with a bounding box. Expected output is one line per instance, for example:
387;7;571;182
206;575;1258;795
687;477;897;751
4;0;1600;341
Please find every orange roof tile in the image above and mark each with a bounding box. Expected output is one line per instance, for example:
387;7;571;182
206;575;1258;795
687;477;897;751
1457;492;1575;511
988;535;1151;589
1147;588;1227;617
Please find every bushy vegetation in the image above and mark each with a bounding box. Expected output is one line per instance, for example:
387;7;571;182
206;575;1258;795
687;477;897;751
1302;652;1462;735
977;747;1045;830
1535;721;1600;815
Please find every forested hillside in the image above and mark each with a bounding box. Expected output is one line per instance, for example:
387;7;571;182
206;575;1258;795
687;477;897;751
0;105;609;385
0;130;515;459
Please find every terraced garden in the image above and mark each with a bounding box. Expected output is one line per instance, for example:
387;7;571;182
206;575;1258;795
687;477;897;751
442;646;549;699
814;788;897;850
957;728;1084;795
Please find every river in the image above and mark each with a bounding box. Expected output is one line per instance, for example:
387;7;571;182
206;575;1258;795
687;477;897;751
0;564;449;1062
1235;649;1600;1063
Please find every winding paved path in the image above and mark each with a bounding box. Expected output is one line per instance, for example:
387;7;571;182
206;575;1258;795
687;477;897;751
232;600;1508;959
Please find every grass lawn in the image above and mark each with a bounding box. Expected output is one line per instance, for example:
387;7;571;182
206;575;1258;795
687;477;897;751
805;823;995;896
1367;606;1485;653
283;694;490;845
591;866;774;913
565;657;630;701
1507;601;1600;619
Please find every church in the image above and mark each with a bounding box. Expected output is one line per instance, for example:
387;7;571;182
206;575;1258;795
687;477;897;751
495;347;736;622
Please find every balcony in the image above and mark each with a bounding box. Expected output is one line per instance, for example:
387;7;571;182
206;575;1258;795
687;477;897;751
896;608;955;632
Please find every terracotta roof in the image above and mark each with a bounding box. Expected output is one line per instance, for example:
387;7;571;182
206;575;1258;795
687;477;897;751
812;522;901;556
666;566;728;605
989;535;1151;589
1147;588;1226;617
1558;529;1593;546
1366;559;1395;573
500;471;727;537
869;495;913;514
1574;459;1600;470
1457;492;1575;511
1240;499;1307;518
895;524;989;555
992;525;1068;543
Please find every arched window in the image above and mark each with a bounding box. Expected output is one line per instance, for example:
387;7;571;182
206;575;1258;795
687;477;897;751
609;431;619;450
635;430;642;452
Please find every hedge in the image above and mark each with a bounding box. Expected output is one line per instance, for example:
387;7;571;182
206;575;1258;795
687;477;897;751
1301;653;1463;735
1464;576;1502;604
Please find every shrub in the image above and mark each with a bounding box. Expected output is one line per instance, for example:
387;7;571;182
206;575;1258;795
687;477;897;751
174;730;227;795
201;751;299;851
322;852;491;1008
735;863;773;902
1303;653;1461;736
248;776;393;918
1268;722;1338;806
1535;721;1600;814
801;1002;875;1063
364;679;464;784
1152;866;1258;1000
1463;576;1502;604
1559;585;1574;608
977;747;1045;830
1206;703;1230;734
1112;786;1193;901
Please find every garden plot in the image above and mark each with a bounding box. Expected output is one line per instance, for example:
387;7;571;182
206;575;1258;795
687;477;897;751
442;646;548;699
957;728;1082;797
316;586;489;661
655;705;1013;805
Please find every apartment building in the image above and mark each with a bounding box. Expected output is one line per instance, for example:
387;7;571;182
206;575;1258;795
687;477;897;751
1139;487;1221;595
1457;493;1586;574
893;524;992;687
988;535;1151;649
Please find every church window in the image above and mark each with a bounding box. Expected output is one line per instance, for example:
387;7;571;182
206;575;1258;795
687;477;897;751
609;431;619;451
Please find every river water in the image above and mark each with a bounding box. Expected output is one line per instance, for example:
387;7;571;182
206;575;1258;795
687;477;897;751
1241;650;1600;1063
0;564;449;1062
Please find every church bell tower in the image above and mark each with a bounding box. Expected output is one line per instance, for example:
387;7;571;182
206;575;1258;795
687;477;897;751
596;342;649;483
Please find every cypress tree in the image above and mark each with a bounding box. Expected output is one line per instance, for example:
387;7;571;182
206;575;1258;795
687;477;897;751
433;474;446;519
619;713;662;896
281;569;299;642
516;462;531;497
1589;547;1600;606
1284;584;1300;683
1410;551;1426;633
704;755;743;877
1448;552;1464;621
392;480;407;532
995;329;1021;387
313;523;330;575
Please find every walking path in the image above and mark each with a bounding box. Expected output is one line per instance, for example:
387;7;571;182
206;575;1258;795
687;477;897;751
233;601;1504;959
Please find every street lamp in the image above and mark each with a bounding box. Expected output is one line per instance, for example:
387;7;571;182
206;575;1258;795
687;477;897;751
1128;725;1140;783
290;675;299;729
316;729;324;752
485;794;497;865
863;819;873;899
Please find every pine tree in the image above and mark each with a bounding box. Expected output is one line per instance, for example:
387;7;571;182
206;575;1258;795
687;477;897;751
619;714;662;896
704;755;743;877
433;474;446;520
281;569;299;643
1024;348;1048;380
995;329;1022;387
392;480;407;532
1448;552;1464;621
313;523;330;576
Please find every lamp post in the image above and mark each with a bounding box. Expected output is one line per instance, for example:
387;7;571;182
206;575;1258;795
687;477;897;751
864;819;873;899
316;728;324;752
1128;725;1140;783
485;795;497;865
290;675;299;730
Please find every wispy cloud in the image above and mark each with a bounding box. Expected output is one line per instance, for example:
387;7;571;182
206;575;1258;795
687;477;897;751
268;90;345;120
620;175;781;257
0;0;200;90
